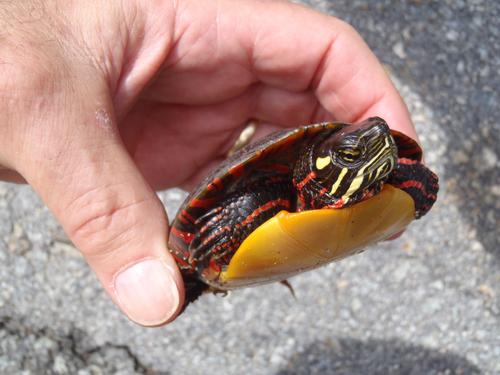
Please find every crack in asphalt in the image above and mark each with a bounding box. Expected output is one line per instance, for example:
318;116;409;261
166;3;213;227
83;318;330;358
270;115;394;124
0;316;168;374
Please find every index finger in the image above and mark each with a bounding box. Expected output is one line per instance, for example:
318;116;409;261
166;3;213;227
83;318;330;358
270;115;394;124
148;0;416;139
247;1;417;141
143;0;416;139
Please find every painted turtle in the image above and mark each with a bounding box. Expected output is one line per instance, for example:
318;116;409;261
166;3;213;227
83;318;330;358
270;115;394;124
168;117;438;304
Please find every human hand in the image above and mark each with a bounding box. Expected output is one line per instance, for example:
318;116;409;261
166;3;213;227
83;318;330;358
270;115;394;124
0;0;416;325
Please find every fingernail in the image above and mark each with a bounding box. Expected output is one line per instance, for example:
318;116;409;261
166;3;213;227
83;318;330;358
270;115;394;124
114;258;180;326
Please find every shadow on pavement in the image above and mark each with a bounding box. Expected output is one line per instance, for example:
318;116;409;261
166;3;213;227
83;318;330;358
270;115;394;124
276;337;481;375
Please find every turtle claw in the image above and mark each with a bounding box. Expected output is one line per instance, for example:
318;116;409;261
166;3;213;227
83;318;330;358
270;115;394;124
280;280;296;299
213;289;229;297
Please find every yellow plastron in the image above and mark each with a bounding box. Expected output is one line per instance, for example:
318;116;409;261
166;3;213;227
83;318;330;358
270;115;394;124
216;185;415;288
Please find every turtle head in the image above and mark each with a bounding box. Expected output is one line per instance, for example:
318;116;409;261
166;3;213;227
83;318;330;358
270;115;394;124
295;117;398;209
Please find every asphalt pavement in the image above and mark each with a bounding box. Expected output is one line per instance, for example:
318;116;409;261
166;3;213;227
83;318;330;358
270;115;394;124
1;1;499;374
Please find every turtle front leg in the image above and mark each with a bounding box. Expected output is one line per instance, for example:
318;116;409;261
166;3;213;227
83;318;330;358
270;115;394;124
188;175;293;272
387;158;439;218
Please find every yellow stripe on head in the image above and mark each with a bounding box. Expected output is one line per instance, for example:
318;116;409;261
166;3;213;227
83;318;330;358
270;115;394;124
315;156;331;170
341;137;393;199
329;167;348;195
344;174;364;197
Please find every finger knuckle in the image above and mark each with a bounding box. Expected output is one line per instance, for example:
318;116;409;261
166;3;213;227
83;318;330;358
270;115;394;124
65;186;156;257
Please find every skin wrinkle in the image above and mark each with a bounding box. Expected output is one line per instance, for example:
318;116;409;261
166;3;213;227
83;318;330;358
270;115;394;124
113;2;177;116
99;19;128;96
309;99;326;124
52;2;127;87
180;2;306;103
64;180;131;215
313;33;363;121
309;33;338;93
227;2;257;77
74;203;145;256
109;10;136;107
353;89;389;123
56;146;130;203
44;130;114;182
12;88;78;178
166;2;215;70
243;12;257;80
217;2;256;90
69;195;153;255
245;3;264;81
155;3;254;105
326;71;361;121
1;1;47;39
170;0;192;53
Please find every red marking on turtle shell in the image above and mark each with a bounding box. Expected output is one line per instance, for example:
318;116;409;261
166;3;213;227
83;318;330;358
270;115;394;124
228;164;245;178
206;177;224;192
266;174;289;184
178;209;196;224
258;163;291;174
190;198;216;208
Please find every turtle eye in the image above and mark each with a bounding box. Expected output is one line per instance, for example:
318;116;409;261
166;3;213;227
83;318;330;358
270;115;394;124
337;148;362;164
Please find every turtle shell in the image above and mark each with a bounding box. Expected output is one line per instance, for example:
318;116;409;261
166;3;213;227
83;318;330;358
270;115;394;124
168;121;424;290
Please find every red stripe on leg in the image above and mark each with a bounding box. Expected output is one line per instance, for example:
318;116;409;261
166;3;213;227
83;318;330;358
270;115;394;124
397;157;419;165
241;198;291;226
397;180;424;190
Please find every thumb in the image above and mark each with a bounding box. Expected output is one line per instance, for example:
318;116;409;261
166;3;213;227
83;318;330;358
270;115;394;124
17;94;184;326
